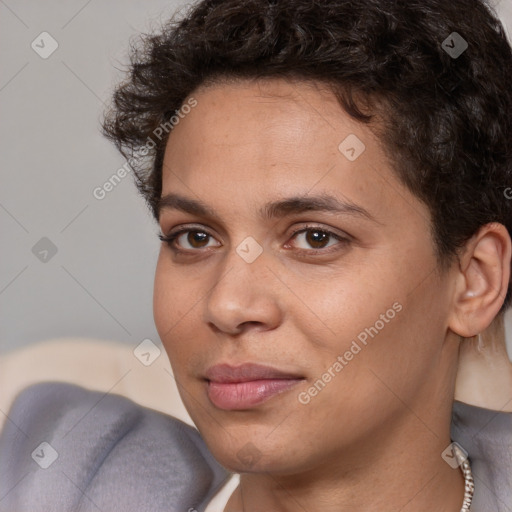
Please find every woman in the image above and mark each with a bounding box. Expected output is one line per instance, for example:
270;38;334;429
1;0;511;510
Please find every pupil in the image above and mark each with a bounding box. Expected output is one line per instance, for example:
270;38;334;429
307;230;328;248
189;231;208;247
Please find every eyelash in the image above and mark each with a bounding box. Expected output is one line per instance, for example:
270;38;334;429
158;224;351;256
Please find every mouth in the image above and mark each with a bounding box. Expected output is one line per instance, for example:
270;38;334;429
204;363;305;410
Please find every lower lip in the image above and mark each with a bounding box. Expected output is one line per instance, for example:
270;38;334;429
206;379;303;410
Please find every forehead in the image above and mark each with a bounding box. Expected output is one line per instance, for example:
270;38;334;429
168;78;363;150
159;78;428;230
162;79;377;181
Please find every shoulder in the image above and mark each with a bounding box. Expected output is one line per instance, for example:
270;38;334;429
451;400;512;511
0;381;230;512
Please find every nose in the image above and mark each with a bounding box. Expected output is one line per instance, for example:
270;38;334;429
202;246;283;336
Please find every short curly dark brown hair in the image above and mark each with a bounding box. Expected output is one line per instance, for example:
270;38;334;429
102;0;512;310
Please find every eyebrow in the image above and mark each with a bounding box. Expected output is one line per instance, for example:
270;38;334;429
156;192;377;223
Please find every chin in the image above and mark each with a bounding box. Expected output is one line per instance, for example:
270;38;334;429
210;448;297;474
196;424;291;470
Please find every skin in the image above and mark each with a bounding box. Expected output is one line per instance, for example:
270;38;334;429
153;78;511;512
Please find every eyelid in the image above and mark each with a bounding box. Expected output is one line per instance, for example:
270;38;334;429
287;224;351;241
166;223;218;239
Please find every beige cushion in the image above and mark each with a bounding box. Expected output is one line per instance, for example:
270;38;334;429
0;337;194;434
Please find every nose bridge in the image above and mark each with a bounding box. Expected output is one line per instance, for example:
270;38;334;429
217;234;268;290
202;237;281;333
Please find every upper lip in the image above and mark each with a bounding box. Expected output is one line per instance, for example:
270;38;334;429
204;363;304;383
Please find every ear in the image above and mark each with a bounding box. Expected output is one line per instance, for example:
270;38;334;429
448;222;511;338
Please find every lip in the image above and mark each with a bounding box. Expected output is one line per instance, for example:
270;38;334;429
204;363;305;410
204;363;303;383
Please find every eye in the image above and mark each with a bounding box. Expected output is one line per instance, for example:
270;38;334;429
285;225;350;253
158;226;220;252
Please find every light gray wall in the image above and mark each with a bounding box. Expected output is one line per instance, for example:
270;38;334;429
0;0;183;354
1;0;511;356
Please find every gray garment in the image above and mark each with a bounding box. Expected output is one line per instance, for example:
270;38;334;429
451;400;512;511
0;382;510;512
0;382;230;512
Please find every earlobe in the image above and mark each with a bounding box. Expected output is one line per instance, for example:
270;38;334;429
448;223;511;338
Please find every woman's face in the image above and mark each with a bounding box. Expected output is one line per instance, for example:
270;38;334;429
153;78;459;473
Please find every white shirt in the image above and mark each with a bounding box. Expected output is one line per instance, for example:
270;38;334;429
205;473;240;512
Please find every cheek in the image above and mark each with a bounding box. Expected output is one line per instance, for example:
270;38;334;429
153;257;172;334
153;254;214;377
289;266;393;349
153;256;190;350
296;256;440;383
